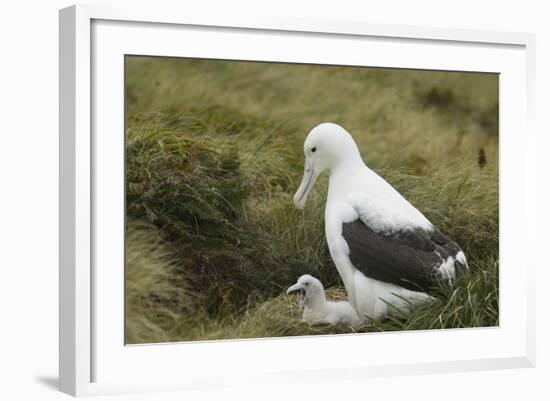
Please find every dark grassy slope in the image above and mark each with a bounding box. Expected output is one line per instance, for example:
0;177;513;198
125;57;498;343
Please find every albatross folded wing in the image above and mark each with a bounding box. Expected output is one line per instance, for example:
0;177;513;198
341;219;463;292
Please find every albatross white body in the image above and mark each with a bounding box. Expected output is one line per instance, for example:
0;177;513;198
324;171;434;320
294;123;468;321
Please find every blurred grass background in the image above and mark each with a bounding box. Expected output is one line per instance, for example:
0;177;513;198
125;56;499;344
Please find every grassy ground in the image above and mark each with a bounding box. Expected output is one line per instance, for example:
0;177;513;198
125;56;499;344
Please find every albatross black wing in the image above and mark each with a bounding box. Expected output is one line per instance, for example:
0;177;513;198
341;219;465;292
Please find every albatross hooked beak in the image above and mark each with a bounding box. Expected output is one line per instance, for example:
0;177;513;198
293;160;318;209
287;283;307;311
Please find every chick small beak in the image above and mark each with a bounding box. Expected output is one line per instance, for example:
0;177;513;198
287;283;302;294
287;283;307;311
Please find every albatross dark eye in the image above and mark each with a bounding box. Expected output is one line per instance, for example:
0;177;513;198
311;147;317;153
305;282;310;286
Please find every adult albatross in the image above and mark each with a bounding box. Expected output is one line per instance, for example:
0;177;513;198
293;123;468;321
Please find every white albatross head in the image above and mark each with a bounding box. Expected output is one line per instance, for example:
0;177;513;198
293;123;362;209
286;274;326;311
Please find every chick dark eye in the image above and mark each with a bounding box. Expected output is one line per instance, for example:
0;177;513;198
311;147;317;153
305;282;310;286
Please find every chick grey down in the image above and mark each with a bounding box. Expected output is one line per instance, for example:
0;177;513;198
287;274;363;326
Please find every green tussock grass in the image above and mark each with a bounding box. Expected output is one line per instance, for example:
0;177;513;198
124;56;499;344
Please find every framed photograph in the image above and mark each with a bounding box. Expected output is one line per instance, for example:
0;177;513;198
59;4;536;396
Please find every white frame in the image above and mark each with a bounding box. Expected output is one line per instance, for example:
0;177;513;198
59;4;536;397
